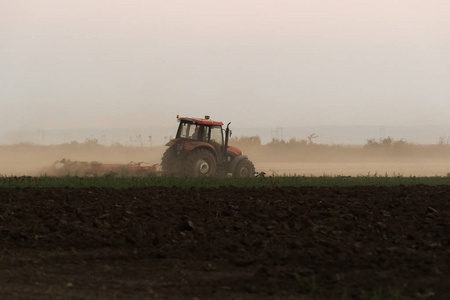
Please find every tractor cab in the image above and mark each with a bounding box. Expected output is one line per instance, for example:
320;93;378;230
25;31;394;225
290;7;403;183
176;117;228;158
177;117;222;145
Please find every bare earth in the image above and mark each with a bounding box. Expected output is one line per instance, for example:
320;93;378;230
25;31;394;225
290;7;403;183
1;185;449;299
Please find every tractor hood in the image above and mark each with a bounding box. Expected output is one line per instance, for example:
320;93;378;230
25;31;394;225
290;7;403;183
227;145;242;156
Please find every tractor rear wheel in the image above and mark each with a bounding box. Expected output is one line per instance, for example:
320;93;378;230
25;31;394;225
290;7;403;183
233;159;255;178
161;146;183;175
184;149;217;177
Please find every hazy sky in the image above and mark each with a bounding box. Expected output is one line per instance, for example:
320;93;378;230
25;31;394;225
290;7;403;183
1;0;449;132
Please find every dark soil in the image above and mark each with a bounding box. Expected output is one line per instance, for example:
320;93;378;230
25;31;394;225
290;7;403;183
0;186;449;299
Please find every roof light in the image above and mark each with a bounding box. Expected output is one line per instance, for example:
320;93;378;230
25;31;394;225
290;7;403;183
177;115;179;119
205;115;210;120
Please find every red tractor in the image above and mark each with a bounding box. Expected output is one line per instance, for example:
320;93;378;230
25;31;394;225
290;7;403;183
162;116;255;177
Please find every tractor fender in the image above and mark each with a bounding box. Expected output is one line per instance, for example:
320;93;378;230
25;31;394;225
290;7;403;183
229;155;248;173
183;142;218;160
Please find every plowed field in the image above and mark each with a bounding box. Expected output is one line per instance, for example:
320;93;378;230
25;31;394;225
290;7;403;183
1;186;449;299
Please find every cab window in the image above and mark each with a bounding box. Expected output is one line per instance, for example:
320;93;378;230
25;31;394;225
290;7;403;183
178;122;207;141
178;122;190;138
210;126;223;145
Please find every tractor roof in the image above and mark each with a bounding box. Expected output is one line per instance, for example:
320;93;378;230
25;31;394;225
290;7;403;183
178;117;224;126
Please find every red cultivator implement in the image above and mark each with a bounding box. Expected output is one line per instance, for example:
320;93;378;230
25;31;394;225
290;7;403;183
46;158;159;177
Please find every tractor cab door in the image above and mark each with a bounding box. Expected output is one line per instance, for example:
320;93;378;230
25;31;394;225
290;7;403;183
209;125;224;162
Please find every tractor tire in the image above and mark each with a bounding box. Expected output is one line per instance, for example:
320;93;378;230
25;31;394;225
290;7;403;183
183;148;217;177
233;159;255;178
161;146;183;175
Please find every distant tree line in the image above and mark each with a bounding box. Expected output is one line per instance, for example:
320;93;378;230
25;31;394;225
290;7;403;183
229;135;450;162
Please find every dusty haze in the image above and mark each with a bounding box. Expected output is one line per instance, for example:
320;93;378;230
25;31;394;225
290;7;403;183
1;140;450;177
1;1;450;176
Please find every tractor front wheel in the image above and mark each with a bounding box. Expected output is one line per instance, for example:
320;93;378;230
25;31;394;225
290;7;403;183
233;159;255;178
184;149;217;177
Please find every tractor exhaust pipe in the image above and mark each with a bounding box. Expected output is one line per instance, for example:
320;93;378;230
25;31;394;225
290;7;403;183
224;122;231;160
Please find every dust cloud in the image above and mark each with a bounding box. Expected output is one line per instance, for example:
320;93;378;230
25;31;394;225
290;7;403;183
1;137;450;177
0;142;165;176
231;137;450;177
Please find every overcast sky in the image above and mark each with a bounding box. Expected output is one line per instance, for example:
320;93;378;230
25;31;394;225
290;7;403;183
1;0;449;132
